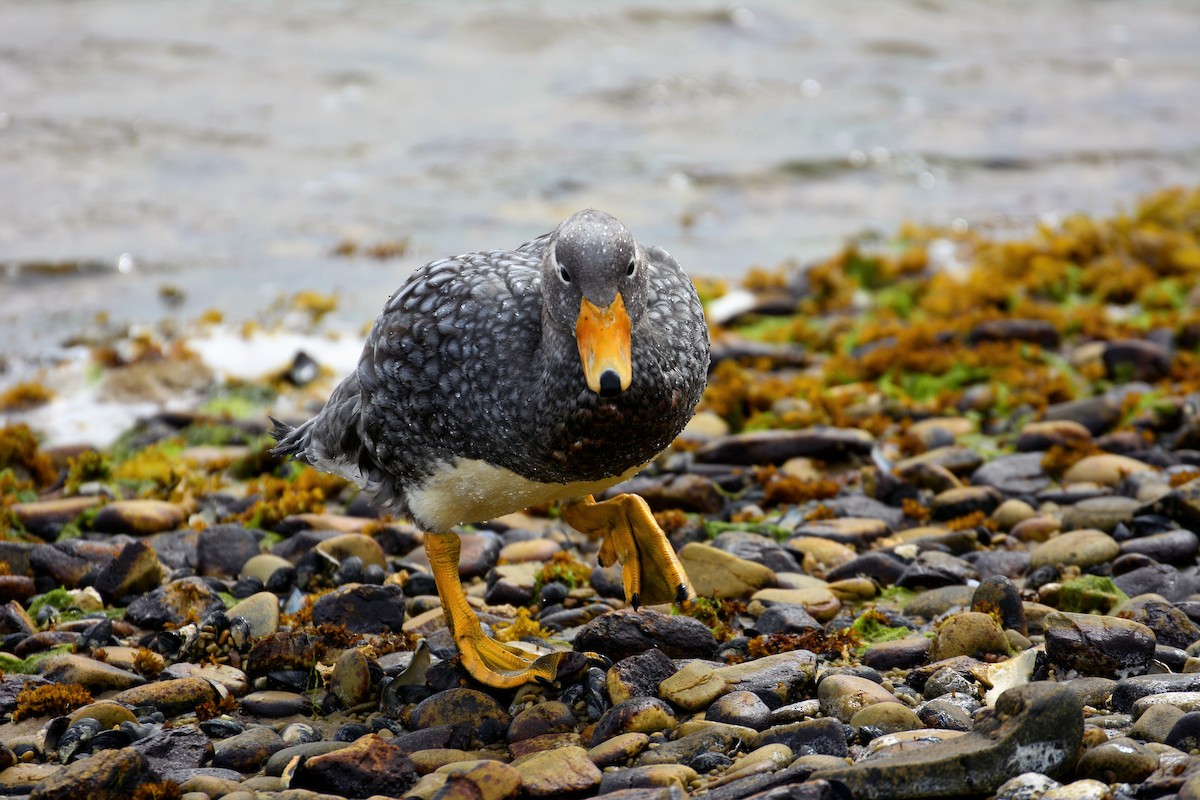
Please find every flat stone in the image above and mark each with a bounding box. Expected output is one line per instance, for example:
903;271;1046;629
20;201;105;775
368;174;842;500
693;427;874;465
574;608;717;662
658;660;728;711
814;683;1082;799
241;689;311;717
1016;420;1094;452
11;496;102;537
750;587;840;621
92;499;185;535
592;697;676;743
411;689;511;745
785;537;856;575
315;532;387;569
1062;454;1155;487
717;650;818;708
508;700;575;743
850;702;923;735
678;543;776;598
817;674;897;723
28;745;148;800
130;725;214;784
511;745;602;797
752;717;848;758
437;759;522;800
310;583;407;634
970;453;1051;496
213;726;285;772
588;732;651;768
113;677;217;716
1060;496;1142;533
1029;530;1120;570
293;733;419;798
1075;736;1159;784
160;662;249;696
497;538;561;563
599;764;698;793
196;524;262;577
706;690;773;730
38;653;145;691
1044;611;1156;679
791;517;891;546
1;599;38;636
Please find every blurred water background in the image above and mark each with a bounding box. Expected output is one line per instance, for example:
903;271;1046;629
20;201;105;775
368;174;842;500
3;0;1199;357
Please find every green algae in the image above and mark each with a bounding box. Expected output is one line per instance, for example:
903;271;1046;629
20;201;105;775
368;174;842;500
1058;575;1128;614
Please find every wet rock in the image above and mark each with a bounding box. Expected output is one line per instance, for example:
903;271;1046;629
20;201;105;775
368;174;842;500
607;648;679;706
1061;496;1142;533
718;650;818;708
508;700;575;743
92;540;163;601
12;496;102;538
599;764;697;793
315;532;387;569
753;603;822;634
92;499;185;535
917;698;973;731
711;530;802;573
410;689;511;744
929;611;1012;662
621;473;726;514
1128;703;1185;743
862;636;933;672
930;485;1003;520
693;427;874;465
196;523;261;577
113;677;217;716
1150;477;1200;530
1029;530;1120;570
971;575;1027;636
592;697;676;743
637;727;740;768
707;690;772;730
1113;563;1200;601
969;318;1060;348
588;732;651;768
437;759;522;800
657;661;727;711
1075;735;1159;783
124;576;226;629
753;716;848;757
1044;611;1156;678
0;574;36;603
1063;454;1155;486
293;733;418;797
1124;599;1200;650
850;701;923;735
38;653;145;691
130;725;213;783
1112;673;1200;712
1104;339;1171;383
970;453;1051;496
903;585;974;621
1121;528;1200;564
1166;711;1200;752
213;725;285;772
310;583;407;634
574;608;717;662
28;746;148;800
240;553;293;583
793;517;892;547
813;683;1082;799
226;591;280;638
825;552;905;584
678;542;776;598
817;673;897;723
0;598;37;635
512;744;602;797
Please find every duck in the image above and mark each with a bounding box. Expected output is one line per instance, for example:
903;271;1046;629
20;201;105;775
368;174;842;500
272;209;709;687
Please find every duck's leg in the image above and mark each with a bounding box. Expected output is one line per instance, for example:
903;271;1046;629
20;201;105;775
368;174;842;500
424;531;563;688
561;494;694;609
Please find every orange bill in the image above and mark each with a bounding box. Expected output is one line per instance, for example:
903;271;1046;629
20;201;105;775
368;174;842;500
576;294;632;395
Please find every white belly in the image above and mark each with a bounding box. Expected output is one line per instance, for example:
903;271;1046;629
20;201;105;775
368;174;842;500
405;457;648;532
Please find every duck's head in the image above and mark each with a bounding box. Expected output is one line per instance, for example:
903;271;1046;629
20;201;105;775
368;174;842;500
542;209;648;399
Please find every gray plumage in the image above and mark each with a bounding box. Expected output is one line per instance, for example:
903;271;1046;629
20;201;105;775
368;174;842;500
272;209;709;530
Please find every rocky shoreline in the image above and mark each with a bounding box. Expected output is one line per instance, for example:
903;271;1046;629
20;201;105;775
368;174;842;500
3;187;1200;800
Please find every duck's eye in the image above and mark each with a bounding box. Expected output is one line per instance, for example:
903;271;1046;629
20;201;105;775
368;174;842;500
559;264;571;283
626;257;636;277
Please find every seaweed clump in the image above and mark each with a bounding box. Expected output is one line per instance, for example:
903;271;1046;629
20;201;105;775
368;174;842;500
12;681;93;721
0;424;56;487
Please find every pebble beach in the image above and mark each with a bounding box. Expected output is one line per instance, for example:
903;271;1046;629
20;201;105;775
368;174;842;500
3;186;1200;800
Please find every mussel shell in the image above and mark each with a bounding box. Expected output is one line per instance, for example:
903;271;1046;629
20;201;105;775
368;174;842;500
200;718;245;739
280;722;320;745
87;728;133;752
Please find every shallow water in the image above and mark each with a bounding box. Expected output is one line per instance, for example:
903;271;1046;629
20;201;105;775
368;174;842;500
2;0;1199;356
